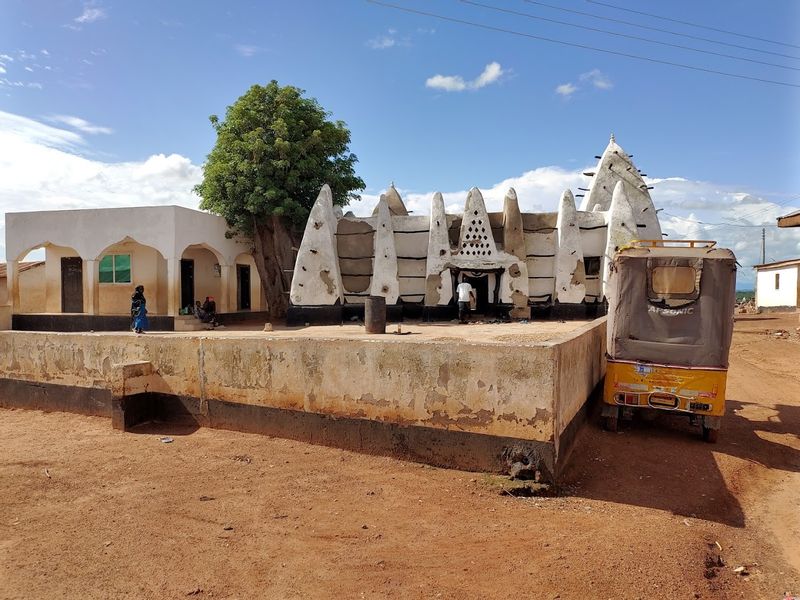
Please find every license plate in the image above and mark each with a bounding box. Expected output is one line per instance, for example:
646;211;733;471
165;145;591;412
649;392;678;408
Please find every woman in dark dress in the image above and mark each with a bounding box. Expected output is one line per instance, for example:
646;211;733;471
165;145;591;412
130;285;149;334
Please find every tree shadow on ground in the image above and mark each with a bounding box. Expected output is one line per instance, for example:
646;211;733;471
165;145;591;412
560;398;800;528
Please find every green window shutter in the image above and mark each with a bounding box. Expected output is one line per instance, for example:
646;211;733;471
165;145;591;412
114;254;131;283
99;255;114;283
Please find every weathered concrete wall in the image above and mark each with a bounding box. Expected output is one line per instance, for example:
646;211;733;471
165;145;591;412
0;305;10;330
0;331;555;440
553;318;607;465
0;319;606;475
0;332;201;396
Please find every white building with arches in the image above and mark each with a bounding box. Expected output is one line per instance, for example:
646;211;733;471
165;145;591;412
2;205;266;330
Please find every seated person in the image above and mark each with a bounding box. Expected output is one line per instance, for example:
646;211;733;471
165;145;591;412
199;296;218;326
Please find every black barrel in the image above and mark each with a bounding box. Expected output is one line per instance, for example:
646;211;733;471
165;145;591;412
364;295;386;334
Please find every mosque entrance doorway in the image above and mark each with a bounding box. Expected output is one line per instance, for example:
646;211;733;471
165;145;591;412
455;268;504;316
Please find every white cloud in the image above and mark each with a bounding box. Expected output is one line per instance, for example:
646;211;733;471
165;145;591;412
45;114;113;135
426;61;505;92
24;66;33;72
556;68;613;99
347;166;585;219
367;34;397;50
0;111;201;261
0;54;13;62
40;49;49;56
0;66;5;75
580;68;613;90
648;177;800;278
0;78;43;90
75;6;106;24
234;44;262;58
425;74;467;92
367;27;427;49
555;82;577;97
473;62;503;88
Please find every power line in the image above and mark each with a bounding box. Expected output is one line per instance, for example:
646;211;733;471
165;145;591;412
716;196;800;225
661;195;800;231
586;0;800;51
661;212;771;228
365;0;800;88
461;0;800;72
521;0;800;61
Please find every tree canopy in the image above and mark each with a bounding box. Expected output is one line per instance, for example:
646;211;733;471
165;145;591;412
194;81;365;317
195;81;365;231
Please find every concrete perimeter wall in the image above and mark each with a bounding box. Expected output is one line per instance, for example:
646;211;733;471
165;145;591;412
0;318;606;477
553;319;607;465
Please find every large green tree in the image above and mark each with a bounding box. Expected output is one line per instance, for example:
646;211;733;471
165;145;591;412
195;81;365;317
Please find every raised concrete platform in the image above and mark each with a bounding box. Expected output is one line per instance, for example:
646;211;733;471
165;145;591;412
173;315;208;331
0;318;606;480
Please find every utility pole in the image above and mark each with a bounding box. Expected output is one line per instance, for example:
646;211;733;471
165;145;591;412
761;228;766;264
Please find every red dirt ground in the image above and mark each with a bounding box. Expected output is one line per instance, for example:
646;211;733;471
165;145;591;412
1;313;798;599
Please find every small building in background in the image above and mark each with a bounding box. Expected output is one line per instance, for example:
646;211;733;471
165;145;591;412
754;258;800;310
2;205;267;331
777;210;800;228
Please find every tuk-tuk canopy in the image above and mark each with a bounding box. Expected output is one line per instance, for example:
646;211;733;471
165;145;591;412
607;241;737;368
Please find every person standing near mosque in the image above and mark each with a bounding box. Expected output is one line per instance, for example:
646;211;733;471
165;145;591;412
130;285;149;334
456;280;475;324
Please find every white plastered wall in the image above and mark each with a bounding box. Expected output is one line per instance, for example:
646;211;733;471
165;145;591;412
756;265;799;308
97;241;167;315
17;263;47;313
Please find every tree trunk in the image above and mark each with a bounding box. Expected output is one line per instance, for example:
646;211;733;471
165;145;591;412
252;215;300;320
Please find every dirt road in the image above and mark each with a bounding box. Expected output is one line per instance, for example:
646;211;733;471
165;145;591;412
0;314;798;599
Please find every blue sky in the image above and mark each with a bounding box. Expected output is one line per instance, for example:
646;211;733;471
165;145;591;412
1;0;799;285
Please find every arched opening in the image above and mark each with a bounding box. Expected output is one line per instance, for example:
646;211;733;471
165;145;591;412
180;244;225;314
95;238;167;315
233;252;265;311
12;243;81;314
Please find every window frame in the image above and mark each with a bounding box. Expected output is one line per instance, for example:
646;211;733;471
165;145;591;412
775;273;780;290
99;253;132;284
645;257;703;308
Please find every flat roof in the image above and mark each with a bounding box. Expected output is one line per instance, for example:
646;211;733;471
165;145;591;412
777;209;800;228
5;204;211;218
754;257;800;270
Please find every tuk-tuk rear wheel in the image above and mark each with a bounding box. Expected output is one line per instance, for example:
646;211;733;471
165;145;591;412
602;415;618;432
702;426;719;444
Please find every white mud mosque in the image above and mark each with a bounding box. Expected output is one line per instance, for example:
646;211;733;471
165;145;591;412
289;135;663;321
